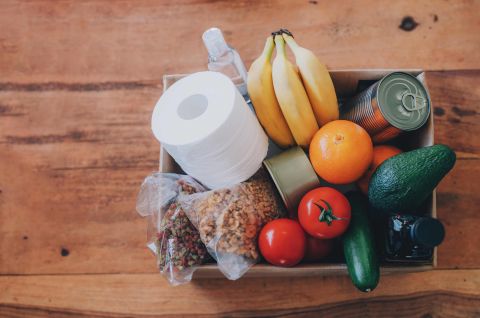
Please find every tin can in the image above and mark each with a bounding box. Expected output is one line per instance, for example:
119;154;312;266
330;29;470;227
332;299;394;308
263;147;320;219
341;72;431;143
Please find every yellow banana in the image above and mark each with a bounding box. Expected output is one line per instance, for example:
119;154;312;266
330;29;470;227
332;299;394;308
272;34;319;148
282;32;339;127
247;36;295;148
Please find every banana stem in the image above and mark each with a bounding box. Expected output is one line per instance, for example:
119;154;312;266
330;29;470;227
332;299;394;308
280;28;293;37
262;36;275;60
274;34;287;57
282;33;300;51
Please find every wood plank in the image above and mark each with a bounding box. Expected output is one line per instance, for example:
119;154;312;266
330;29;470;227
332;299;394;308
435;157;480;269
426;70;480;269
1;71;479;274
0;0;479;86
0;270;479;317
428;71;480;154
5;294;478;318
0;89;161;274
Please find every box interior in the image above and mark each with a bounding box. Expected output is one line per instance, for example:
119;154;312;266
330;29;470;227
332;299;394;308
159;69;436;278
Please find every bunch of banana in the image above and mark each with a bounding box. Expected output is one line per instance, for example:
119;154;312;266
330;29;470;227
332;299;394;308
247;36;295;148
272;34;319;147
282;30;339;126
247;29;339;148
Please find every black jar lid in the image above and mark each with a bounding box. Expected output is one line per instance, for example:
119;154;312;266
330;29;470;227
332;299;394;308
410;217;445;248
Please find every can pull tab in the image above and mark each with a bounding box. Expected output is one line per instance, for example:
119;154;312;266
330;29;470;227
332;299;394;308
401;92;427;112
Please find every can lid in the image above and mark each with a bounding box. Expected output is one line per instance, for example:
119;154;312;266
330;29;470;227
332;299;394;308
377;72;431;131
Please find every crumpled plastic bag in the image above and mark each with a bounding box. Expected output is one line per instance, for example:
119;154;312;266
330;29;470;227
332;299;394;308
136;173;211;285
178;170;285;280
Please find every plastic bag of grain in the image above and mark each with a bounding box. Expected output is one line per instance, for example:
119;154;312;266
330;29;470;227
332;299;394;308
178;170;285;280
136;173;211;285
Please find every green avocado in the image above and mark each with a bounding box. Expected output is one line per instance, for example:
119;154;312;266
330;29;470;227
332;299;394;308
368;144;456;213
343;192;379;292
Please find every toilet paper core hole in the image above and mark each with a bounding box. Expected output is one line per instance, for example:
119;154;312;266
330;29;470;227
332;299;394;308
177;94;208;120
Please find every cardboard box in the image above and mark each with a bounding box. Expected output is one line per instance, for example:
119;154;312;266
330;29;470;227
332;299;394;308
159;70;436;278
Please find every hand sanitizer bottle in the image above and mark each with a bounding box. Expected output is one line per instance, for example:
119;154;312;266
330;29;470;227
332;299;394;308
202;28;250;102
202;27;282;158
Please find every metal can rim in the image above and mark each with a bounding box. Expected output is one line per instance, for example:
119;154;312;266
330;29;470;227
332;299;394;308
262;147;320;216
262;158;293;211
376;71;431;131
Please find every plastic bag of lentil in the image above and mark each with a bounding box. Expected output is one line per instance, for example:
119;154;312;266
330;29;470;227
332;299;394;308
136;173;211;285
178;169;286;280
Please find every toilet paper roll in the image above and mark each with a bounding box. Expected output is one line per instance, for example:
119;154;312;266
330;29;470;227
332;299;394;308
151;71;268;189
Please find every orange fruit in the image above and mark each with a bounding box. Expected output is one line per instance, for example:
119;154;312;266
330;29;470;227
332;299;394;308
309;120;373;184
357;145;402;194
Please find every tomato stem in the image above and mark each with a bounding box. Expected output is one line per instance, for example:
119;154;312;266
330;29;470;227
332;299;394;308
314;199;346;226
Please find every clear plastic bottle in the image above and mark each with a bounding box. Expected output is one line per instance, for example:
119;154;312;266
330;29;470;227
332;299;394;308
202;27;282;158
202;28;249;102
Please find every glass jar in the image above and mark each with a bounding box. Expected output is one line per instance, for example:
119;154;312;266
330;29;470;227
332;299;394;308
385;214;445;263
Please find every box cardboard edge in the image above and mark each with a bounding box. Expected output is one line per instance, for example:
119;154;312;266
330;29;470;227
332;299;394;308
156;70;437;278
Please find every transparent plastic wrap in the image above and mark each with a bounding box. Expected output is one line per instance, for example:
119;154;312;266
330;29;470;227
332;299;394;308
136;173;211;285
178;170;286;280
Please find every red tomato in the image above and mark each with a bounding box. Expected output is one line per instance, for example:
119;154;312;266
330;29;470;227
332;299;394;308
304;236;333;261
259;219;306;267
298;187;351;239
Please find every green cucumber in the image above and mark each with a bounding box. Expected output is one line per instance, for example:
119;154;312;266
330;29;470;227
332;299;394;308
343;192;379;292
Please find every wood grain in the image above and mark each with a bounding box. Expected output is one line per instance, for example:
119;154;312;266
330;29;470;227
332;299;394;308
0;0;479;86
4;293;479;318
0;270;479;317
0;89;161;274
426;71;480;269
0;0;479;316
1;71;478;275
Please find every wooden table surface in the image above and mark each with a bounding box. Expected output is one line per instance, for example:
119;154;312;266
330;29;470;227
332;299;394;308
1;0;479;317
